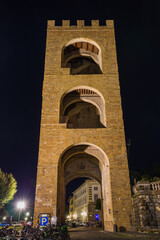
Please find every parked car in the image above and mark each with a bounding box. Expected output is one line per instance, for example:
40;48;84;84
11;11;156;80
19;221;26;226
79;222;88;227
12;222;21;227
27;221;32;226
0;222;10;227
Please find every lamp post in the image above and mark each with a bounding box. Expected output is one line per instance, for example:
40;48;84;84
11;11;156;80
17;201;25;222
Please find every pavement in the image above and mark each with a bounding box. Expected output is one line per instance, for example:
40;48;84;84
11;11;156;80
69;227;160;240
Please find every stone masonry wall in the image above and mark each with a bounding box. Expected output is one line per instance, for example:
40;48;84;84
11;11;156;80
133;181;160;230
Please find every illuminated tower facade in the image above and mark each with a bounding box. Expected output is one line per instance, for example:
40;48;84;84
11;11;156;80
34;20;133;231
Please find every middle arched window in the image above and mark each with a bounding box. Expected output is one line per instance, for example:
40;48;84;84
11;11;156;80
60;86;106;129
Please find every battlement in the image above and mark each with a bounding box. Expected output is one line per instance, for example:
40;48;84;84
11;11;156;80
47;20;114;29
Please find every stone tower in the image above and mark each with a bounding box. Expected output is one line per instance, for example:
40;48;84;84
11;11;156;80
34;20;133;231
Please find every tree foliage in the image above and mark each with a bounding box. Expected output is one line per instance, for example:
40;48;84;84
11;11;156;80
130;169;160;186
152;176;160;182
153;163;160;178
130;170;141;186
0;169;17;208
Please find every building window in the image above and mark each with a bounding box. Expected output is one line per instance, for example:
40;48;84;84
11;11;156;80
94;194;98;202
94;186;98;190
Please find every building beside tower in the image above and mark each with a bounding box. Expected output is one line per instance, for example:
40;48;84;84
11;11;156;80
68;180;102;223
34;19;133;231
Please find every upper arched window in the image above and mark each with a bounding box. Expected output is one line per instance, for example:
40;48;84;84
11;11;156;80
61;38;102;75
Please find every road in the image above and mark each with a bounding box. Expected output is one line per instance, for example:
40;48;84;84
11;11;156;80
69;227;160;240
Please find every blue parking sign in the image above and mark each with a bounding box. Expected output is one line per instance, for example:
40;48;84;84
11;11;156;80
40;216;49;226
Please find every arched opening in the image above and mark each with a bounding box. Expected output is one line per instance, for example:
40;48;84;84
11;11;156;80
60;87;106;128
61;38;102;74
57;143;113;229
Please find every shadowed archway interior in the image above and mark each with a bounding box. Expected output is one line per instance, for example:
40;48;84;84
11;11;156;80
61;40;102;74
60;87;106;128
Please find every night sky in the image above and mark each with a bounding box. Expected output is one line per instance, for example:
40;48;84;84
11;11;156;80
0;1;160;208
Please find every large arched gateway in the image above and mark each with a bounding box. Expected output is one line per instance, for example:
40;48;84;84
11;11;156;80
34;20;133;231
57;143;111;223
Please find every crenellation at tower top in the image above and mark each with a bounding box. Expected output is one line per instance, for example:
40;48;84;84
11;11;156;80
47;19;114;28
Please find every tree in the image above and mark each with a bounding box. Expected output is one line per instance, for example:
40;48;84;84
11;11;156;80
130;170;141;186
152;176;160;182
0;169;17;208
153;163;160;178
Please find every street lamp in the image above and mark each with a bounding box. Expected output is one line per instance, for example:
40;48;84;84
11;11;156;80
17;201;25;222
3;216;6;220
26;212;30;216
73;213;77;219
81;211;87;222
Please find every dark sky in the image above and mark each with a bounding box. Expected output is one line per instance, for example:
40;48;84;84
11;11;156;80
0;1;160;205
